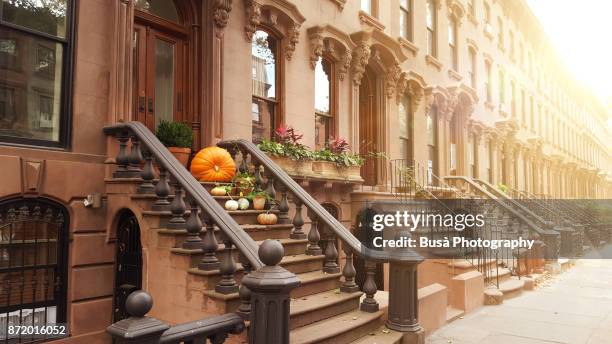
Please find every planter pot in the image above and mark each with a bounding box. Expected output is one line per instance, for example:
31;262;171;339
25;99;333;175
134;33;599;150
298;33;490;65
168;147;191;167
338;165;363;181
312;161;338;178
269;156;312;176
252;196;266;210
233;177;254;196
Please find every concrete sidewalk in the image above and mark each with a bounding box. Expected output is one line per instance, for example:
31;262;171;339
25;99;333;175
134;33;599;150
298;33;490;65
426;259;612;344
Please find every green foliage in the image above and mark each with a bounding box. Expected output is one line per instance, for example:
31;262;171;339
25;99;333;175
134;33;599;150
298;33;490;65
155;121;193;148
497;183;509;194
246;190;274;202
313;149;365;167
257;138;314;161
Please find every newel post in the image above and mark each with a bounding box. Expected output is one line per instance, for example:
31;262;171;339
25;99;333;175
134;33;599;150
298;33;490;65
106;291;169;344
242;240;300;344
385;230;425;343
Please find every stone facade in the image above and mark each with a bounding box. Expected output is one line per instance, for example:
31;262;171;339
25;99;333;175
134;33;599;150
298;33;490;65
0;0;610;342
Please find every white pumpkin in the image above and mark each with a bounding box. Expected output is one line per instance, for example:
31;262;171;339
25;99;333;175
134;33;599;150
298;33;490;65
225;199;239;211
237;198;250;210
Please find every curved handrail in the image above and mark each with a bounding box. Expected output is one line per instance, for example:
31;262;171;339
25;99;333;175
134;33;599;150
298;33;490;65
218;139;423;263
472;179;550;228
104;122;263;269
443;176;552;236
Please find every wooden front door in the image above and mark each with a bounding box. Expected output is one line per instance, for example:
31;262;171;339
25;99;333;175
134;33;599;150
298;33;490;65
359;68;378;186
133;13;188;132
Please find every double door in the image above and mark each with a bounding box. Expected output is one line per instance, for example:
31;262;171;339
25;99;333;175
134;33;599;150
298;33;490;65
133;21;188;131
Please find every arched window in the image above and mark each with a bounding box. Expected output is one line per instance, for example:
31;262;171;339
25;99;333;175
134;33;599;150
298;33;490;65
0;198;68;330
0;0;75;147
468;48;477;89
498;69;505;105
426;0;437;57
426;105;438;185
314;56;334;149
134;0;179;23
497;17;504;46
398;93;412;161
485;60;492;102
484;3;492;34
448;17;458;70
251;29;279;142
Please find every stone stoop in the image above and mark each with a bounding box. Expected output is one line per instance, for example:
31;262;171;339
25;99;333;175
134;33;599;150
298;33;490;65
107;177;414;344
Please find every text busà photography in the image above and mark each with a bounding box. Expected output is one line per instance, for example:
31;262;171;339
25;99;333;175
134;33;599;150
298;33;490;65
0;0;610;343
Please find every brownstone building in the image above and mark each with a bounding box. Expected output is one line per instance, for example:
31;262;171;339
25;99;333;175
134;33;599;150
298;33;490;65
0;0;610;343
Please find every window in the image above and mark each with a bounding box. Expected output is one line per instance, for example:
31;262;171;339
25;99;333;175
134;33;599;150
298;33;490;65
361;0;372;14
468;0;475;18
498;69;505;104
510;81;516;117
251;29;279;142
426;105;437;185
519;43;524;65
448;18;458;70
314;57;334;149
484;3;492;34
0;198;69;338
0;0;74;147
509;31;515;58
486;140;493;182
399;0;412;41
497;17;504;46
399;93;412;161
468;48;477;89
529;95;534;130
485;60;492;102
426;0;437;57
521;88;526;125
135;0;179;22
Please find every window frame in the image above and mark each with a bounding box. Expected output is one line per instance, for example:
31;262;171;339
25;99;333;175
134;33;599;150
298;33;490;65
448;17;458;71
426;0;437;57
251;26;284;142
0;0;76;149
398;92;412;161
399;0;413;41
314;55;337;149
468;47;477;89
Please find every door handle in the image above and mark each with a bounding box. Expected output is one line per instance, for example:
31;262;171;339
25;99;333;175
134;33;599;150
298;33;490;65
148;97;154;113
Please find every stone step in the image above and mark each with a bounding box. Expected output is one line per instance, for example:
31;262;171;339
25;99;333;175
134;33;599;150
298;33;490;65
290;290;363;330
200;270;343;312
185;253;327;289
483;267;512;284
227;209;280;225
349;326;403;344
498;278;525;299
156;223;294;248
445;306;464;322
289;309;384;344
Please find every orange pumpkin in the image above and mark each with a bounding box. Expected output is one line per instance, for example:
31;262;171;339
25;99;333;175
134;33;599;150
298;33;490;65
257;213;278;225
190;147;236;182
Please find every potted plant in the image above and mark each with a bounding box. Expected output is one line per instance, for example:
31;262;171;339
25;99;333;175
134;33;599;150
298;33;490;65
247;190;272;210
313;137;364;181
232;171;255;195
257;125;314;176
156;120;193;167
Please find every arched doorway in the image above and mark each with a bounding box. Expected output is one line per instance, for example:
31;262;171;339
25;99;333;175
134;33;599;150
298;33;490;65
132;0;200;135
359;67;379;186
112;210;142;321
0;198;69;330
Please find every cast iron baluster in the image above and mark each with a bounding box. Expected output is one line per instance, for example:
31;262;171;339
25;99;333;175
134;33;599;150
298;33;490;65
127;135;143;176
152;166;171;211
216;236;238;294
199;215;220;270
182;197;203;249
138;150;155;193
323;235;340;273
237;254;252;320
167;180;186;229
277;184;290;224
360;261;379;312
265;170;276;200
227;145;240;175
113;132;129;178
239;148;250;174
340;246;359;293
253;160;264;191
209;333;228;344
306;209;322;255
291;198;306;239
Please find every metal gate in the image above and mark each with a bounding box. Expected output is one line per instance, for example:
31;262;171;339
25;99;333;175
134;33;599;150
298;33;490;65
113;211;142;322
0;198;68;343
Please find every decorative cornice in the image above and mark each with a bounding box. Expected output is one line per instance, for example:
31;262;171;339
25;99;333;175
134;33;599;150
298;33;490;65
328;0;346;10
358;11;385;31
213;0;233;29
308;28;325;69
352;39;371;86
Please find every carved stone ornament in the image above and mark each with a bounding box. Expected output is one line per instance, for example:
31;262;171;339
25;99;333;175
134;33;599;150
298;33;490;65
352;40;371;85
285;22;301;60
385;59;402;98
244;0;261;42
309;29;325;69
339;49;352;81
213;0;233;28
408;83;423;108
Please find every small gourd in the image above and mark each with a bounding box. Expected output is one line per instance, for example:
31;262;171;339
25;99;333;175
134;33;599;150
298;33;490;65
225;199;239;211
210;186;227;196
237;198;250;210
257;212;278;225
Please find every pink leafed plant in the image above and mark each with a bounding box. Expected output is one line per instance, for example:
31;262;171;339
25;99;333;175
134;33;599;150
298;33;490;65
274;125;303;145
328;137;350;154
